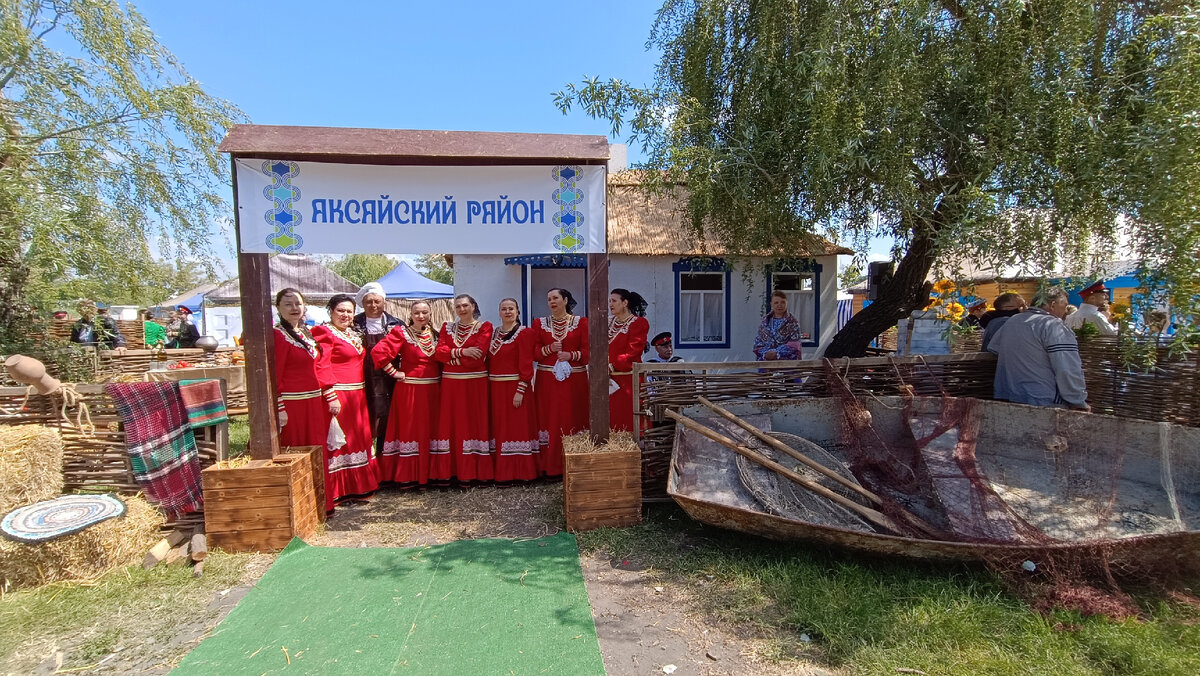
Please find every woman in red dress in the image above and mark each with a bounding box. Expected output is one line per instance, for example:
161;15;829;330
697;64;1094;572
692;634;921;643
312;294;380;509
489;298;539;483
433;294;493;484
608;288;650;432
273;288;336;451
370;301;441;487
533;287;589;478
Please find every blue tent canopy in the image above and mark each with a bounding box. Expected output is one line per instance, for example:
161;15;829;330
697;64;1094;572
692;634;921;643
373;261;453;299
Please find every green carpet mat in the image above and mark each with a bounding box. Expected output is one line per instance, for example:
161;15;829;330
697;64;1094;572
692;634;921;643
173;533;604;675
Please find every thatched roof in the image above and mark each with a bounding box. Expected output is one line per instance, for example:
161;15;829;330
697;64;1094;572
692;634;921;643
606;171;853;257
206;254;359;303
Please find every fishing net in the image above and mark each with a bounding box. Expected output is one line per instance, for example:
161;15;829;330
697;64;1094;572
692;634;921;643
736;432;870;530
813;358;1200;617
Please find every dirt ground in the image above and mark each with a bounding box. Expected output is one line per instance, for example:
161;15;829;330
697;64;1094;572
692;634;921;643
10;483;827;675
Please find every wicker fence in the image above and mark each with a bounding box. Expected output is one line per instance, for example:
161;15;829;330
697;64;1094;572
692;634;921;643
633;341;1200;501
0;384;228;531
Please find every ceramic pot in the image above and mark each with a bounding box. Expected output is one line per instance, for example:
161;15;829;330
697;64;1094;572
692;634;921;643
195;336;219;353
4;354;60;395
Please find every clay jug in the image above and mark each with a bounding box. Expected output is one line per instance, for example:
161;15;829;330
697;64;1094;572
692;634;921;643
4;354;61;395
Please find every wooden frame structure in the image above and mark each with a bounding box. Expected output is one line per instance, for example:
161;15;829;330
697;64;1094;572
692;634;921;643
218;125;613;458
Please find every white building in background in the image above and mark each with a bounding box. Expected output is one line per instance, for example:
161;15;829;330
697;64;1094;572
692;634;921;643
452;172;853;362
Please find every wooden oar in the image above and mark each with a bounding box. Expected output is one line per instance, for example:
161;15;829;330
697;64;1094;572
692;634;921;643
665;409;902;535
698;396;878;504
696;397;939;536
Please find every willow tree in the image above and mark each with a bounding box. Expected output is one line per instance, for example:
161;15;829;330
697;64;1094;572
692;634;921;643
557;0;1200;357
0;0;242;345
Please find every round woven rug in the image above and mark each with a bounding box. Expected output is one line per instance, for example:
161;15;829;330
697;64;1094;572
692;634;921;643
1;494;126;543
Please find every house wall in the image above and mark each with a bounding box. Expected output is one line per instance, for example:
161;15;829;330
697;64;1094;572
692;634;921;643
453;253;841;361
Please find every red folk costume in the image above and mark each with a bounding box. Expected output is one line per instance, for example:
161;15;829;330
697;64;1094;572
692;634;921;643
273;324;334;450
370;325;441;486
311;324;380;507
608;315;649;432
488;324;539;482
433;319;493;482
533;314;589;477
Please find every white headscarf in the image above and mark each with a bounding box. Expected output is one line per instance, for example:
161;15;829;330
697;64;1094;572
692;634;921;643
355;282;386;309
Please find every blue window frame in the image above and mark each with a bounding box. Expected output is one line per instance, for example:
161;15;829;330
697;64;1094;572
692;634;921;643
764;258;822;347
673;257;731;349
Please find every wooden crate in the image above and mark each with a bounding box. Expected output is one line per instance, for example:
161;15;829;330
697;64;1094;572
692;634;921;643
202;453;318;552
563;449;642;532
284;444;327;524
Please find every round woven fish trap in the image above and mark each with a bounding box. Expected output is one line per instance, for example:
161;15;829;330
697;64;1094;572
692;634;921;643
0;494;163;589
0;425;64;514
736;432;872;531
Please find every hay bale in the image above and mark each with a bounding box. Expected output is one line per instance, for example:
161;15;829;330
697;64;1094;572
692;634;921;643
0;425;64;513
0;494;164;589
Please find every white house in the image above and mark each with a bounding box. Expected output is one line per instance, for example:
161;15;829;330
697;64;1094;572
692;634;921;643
452;172;853;361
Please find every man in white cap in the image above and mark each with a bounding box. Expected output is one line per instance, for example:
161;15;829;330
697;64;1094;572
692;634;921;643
352;282;406;453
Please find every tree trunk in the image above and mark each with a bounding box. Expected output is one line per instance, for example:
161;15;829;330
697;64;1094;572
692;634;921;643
824;218;941;359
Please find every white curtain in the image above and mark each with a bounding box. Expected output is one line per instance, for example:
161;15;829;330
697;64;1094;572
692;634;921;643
679;293;702;342
789;291;814;339
702;293;724;341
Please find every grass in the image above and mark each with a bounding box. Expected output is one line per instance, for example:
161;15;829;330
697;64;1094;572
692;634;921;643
228;415;249;457
578;504;1200;676
0;551;257;673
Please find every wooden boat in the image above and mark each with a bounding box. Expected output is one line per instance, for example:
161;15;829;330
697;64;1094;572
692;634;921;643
668;396;1200;563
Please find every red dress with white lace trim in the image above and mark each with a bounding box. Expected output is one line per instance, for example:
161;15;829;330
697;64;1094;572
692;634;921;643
312;324;380;506
273;325;333;452
608;315;650;432
433;320;493;482
370;324;441;486
488;324;539;482
533;314;589;478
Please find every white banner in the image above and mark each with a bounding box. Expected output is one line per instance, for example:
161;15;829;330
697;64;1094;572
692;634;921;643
234;159;606;254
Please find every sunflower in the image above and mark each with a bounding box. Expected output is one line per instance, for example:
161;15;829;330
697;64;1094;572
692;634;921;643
946;302;966;321
932;279;956;295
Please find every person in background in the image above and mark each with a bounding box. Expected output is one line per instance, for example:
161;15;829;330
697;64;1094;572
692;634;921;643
533;288;588;479
352;282;405;454
273;288;337;454
608;288;650;432
141;309;166;348
753;291;803;361
432;294;493;484
979;292;1027;352
960;299;988;327
312;294;380;509
70;299;126;353
1064;281;1117;336
644;332;683;364
165;306;200;348
371;301;441;487
488;298;539;483
988;286;1089;411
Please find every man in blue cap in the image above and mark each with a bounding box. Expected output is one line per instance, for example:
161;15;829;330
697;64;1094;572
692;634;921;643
1064;281;1116;335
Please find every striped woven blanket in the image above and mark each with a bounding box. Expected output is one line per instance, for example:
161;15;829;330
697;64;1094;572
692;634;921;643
179;378;229;428
105;382;204;518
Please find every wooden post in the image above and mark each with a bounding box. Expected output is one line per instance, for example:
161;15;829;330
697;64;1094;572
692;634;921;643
588;252;610;442
231;158;281;460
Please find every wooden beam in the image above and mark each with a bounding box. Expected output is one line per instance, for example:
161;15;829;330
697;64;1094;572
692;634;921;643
231;157;280;460
588;252;610;442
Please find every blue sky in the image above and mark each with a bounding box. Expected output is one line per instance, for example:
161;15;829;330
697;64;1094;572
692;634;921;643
141;2;660;160
137;1;885;274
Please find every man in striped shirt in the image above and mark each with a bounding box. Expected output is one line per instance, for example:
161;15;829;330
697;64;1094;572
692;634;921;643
987;286;1090;411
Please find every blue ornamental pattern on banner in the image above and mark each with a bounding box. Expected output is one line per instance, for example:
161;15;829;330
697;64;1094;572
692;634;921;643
262;160;304;253
552;165;585;252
